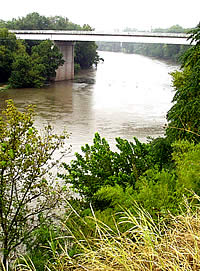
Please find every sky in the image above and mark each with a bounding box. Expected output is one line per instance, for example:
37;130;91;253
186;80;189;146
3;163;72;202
0;0;199;31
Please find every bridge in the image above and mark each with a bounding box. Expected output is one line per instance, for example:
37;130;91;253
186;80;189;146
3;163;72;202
11;30;192;81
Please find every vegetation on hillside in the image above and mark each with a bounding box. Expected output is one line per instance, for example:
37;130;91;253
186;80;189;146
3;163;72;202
0;23;199;270
166;23;200;142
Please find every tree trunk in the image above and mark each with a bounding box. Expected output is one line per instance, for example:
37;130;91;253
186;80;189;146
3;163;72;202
2;241;9;270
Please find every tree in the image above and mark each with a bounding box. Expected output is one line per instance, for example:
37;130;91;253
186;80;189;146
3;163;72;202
0;28;18;82
31;40;64;81
75;41;101;69
59;133;154;205
166;23;200;142
74;24;103;68
0;100;68;267
8;52;41;88
2;12;82;31
9;40;64;88
3;12;50;30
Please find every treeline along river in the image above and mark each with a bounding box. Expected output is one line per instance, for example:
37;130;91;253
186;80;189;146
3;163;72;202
0;51;179;158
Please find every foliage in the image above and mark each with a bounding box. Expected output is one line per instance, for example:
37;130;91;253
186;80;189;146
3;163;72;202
134;139;200;217
75;41;102;69
74;63;81;74
0;28;64;88
31;40;64;80
135;168;178;216
60;133;119;201
0;28;19;82
173;140;200;197
93;184;134;210
23;222;66;271
187;22;200;45
0;12;82;31
8;40;64;88
60;133;151;203
17;196;200;271
0;100;68;267
8;51;44;88
60;133;174;207
60;134;200;222
149;137;173;170
152;24;189;33
97;40;190;62
166;24;200;142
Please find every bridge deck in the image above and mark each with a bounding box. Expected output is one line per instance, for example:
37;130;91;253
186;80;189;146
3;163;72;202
11;30;192;45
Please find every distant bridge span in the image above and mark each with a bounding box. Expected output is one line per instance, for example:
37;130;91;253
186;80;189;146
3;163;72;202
11;30;192;81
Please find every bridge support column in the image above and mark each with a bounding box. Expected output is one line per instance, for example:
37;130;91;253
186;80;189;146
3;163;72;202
54;41;75;81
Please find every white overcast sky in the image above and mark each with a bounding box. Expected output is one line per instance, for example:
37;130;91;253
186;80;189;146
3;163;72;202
1;0;199;31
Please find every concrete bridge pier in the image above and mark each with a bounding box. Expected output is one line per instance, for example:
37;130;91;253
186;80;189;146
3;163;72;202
54;41;75;81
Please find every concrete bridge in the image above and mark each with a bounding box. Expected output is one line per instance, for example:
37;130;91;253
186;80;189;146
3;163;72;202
11;30;191;81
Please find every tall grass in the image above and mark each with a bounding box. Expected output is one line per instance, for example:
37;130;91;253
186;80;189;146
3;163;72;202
15;197;200;271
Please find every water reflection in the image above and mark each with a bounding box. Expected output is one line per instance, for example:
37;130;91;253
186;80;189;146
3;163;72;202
0;51;178;156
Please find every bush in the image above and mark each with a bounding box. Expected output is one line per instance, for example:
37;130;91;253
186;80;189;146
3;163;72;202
135;168;178;216
173;140;200;197
60;133;156;204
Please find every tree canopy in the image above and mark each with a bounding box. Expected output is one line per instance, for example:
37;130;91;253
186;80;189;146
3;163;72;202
0;28;19;82
166;23;200;142
0;12;82;30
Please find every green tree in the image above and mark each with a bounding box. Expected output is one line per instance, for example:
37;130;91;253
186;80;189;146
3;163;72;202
166;24;200;142
8;52;34;88
31;40;64;80
9;40;64;88
60;133;155;204
0;100;68;267
2;12;82;31
0;28;18;82
75;41;101;69
3;12;50;30
0;20;6;28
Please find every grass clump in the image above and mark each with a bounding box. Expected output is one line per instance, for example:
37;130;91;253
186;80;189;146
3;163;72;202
18;195;199;271
74;202;200;270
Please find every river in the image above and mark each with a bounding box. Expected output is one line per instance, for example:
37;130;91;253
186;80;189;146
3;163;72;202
0;51;179;158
